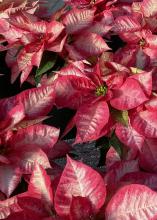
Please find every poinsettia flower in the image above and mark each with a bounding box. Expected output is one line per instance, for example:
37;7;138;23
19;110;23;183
0;0;40;47
54;61;149;143
11;157;106;219
116;23;157;65
110;3;157;66
4;11;66;83
101;51;153;95
114;102;157;163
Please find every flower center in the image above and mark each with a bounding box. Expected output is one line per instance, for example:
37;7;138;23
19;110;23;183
139;38;146;48
95;85;107;96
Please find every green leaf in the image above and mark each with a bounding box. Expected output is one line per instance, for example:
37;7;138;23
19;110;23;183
109;132;123;158
35;52;57;85
111;108;129;126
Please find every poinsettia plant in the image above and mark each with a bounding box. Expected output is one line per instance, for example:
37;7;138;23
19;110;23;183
1;0;157;219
